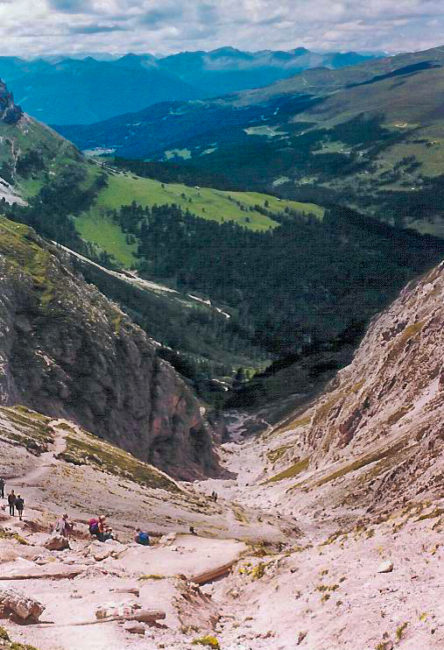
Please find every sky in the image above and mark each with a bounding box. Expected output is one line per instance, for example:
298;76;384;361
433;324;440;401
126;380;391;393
1;0;444;57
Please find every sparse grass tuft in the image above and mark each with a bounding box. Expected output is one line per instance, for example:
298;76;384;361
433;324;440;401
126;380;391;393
312;438;407;488
239;561;267;580
0;529;29;545
0;627;10;641
265;457;310;484
58;431;180;493
396;622;408;641
387;321;424;362
191;636;220;649
0;406;54;455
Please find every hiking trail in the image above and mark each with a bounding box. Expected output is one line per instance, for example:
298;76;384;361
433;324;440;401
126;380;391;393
11;419;75;488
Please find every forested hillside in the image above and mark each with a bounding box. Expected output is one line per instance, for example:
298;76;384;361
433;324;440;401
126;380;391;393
2;75;444;401
96;201;444;359
58;46;444;237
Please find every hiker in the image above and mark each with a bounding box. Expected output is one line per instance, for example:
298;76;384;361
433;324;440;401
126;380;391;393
15;494;24;521
104;526;115;542
211;490;218;502
0;477;4;498
88;516;101;537
135;528;150;546
89;515;112;542
55;513;74;538
7;490;15;516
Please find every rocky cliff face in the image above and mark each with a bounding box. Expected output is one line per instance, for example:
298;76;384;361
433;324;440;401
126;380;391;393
264;261;443;508
0;217;216;479
0;80;22;124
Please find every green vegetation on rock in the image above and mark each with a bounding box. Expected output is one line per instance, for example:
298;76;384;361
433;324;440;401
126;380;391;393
58;428;181;493
266;457;310;483
0;405;54;455
192;636;220;649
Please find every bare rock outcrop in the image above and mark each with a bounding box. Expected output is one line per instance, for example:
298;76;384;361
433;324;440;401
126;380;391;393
272;261;444;507
0;217;216;479
0;81;22;125
44;534;70;551
312;262;443;501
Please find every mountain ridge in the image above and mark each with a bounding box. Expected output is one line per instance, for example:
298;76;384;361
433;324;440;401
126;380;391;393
57;44;444;235
0;47;378;124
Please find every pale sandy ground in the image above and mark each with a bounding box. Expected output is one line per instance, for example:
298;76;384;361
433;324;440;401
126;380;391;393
0;412;442;650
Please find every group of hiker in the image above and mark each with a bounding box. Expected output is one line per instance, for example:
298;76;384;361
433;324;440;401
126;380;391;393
0;479;25;521
88;515;115;542
88;517;150;545
1;476;150;546
51;514;150;545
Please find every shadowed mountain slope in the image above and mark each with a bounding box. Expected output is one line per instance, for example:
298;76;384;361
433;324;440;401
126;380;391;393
0;216;215;480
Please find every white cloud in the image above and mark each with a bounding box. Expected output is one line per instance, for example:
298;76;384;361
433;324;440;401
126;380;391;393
0;0;442;56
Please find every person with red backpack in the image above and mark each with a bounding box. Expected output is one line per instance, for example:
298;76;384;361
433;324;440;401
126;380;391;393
88;516;101;537
89;515;113;542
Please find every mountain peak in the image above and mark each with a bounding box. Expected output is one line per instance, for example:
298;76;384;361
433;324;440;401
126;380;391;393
0;79;22;124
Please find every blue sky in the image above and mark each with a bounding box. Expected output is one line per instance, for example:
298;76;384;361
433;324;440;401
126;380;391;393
1;0;443;56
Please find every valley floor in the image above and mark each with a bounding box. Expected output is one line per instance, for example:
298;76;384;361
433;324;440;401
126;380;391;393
0;411;442;650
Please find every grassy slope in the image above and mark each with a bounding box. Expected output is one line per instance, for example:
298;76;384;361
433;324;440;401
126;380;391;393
0;116;88;198
76;171;324;267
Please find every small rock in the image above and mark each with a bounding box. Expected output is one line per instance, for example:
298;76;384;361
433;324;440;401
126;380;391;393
378;561;394;573
159;532;177;545
44;534;70;551
297;631;307;645
124;621;145;635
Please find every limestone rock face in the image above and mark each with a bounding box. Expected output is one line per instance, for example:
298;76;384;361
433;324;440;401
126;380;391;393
0;218;215;479
302;261;444;504
0;81;22;124
272;261;444;509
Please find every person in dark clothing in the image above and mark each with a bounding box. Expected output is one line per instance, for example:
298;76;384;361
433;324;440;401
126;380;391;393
0;478;4;498
15;495;24;521
8;490;15;516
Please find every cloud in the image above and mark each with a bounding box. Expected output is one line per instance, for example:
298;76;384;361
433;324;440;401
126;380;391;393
48;0;91;12
140;6;184;26
69;24;127;34
0;0;442;56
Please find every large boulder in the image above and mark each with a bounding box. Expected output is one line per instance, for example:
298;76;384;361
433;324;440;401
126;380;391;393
0;588;44;622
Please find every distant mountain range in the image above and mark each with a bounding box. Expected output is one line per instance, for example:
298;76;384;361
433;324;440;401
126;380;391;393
57;45;444;236
0;48;378;124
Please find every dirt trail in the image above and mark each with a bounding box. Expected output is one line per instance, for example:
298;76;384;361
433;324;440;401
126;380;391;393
11;419;70;488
